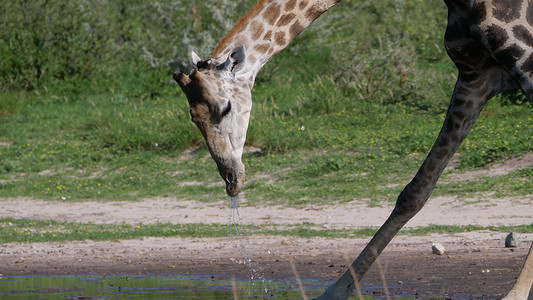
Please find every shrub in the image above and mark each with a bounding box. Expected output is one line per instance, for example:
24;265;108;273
0;0;252;94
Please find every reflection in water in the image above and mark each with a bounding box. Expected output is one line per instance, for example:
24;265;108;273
0;274;336;299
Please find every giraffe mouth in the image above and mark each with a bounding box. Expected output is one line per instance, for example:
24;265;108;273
219;162;245;197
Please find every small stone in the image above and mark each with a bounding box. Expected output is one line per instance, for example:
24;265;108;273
505;232;520;248
432;243;445;255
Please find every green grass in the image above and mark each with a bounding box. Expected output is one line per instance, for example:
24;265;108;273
2;218;532;244
1;0;532;207
436;168;533;198
1;93;530;205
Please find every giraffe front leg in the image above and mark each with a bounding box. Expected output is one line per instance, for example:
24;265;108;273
502;242;533;300
315;74;502;300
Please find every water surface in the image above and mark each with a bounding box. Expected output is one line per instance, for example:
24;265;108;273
0;274;337;299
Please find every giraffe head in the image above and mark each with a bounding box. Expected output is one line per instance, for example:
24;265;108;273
174;46;251;197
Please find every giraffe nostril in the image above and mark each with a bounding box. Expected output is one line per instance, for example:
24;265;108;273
226;171;234;184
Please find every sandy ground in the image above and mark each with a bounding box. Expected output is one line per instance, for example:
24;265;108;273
1;196;532;299
1;153;532;299
0;194;532;229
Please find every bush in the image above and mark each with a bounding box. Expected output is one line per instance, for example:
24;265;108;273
323;0;453;111
0;0;253;94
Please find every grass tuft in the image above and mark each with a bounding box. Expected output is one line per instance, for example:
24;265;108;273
1;218;532;244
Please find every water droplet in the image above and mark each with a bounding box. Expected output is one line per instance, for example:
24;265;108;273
228;195;271;297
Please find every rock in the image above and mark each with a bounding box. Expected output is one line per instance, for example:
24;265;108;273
432;243;445;255
505;232;520;248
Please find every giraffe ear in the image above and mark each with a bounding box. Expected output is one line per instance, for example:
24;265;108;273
190;51;202;66
217;45;246;75
191;51;213;69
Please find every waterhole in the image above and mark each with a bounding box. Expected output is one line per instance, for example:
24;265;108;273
0;274;342;299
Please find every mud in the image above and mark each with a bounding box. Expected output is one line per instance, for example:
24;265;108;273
1;233;532;299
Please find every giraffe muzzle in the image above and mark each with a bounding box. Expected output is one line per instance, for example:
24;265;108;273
219;162;245;197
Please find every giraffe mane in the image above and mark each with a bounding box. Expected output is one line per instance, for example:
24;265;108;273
211;0;269;57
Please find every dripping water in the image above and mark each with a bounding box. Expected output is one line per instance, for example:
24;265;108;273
228;195;271;297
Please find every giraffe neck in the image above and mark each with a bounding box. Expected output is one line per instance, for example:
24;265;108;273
211;0;340;85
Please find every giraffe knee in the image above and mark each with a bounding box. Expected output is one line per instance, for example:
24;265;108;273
393;191;426;219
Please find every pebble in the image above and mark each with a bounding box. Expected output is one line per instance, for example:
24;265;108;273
505;232;520;248
432;243;445;255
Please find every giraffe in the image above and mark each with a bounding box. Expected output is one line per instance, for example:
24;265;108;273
174;0;533;299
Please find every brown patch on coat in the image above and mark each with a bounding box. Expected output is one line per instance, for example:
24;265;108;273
284;0;297;11
212;0;269;56
250;20;265;41
263;3;281;25
305;5;325;21
254;43;270;54
486;24;509;51
513;25;533;47
276;13;296;27
494;43;525;67
471;1;487;24
289;21;304;40
274;32;286;46
299;0;309;10
492;0;522;23
263;30;272;41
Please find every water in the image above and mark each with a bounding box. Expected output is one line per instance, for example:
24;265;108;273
228;195;270;296
0;275;334;299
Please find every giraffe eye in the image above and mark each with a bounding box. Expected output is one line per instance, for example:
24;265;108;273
220;101;231;118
